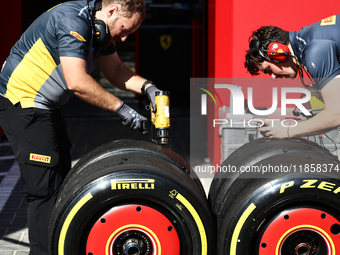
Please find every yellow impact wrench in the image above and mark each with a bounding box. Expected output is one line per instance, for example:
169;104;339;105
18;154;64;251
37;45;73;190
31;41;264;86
150;91;170;145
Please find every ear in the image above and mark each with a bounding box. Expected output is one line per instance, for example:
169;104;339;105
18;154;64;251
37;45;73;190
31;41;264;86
107;4;120;17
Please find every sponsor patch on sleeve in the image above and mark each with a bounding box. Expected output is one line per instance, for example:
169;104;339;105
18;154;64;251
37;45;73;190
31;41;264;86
70;31;86;42
320;15;336;26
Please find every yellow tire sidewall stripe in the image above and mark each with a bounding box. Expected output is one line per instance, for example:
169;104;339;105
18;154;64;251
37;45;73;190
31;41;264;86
230;203;256;255
176;193;208;255
58;193;93;255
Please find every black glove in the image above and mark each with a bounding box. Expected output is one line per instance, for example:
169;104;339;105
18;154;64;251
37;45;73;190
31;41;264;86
115;102;147;130
144;85;161;113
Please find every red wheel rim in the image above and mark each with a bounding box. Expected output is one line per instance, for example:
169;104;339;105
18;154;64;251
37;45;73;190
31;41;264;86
86;204;180;255
259;208;340;255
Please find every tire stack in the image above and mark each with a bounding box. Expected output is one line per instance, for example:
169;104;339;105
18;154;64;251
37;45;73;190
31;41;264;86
209;138;340;255
48;139;216;255
49;138;340;255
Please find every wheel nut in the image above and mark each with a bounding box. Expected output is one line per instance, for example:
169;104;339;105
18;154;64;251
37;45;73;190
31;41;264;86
122;238;144;255
295;243;311;255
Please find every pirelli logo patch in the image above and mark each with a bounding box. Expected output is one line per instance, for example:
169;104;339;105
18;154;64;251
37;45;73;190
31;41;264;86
70;31;86;42
321;15;336;26
29;153;51;164
111;179;155;190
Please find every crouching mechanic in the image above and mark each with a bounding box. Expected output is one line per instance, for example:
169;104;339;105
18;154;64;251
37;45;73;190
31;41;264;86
245;15;340;139
0;0;160;254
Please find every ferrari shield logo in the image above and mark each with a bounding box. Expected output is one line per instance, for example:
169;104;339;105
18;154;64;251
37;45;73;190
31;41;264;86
160;35;172;50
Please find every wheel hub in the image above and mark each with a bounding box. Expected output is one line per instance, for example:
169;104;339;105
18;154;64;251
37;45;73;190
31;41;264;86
122;238;142;255
86;204;180;255
258;208;340;255
115;230;151;255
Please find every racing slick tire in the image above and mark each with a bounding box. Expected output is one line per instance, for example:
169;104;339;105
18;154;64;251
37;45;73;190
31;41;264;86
60;139;205;195
48;139;215;255
209;138;338;214
209;138;340;255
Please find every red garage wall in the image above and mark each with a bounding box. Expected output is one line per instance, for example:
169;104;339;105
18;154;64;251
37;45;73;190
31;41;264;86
0;1;21;68
207;0;340;166
0;0;21;137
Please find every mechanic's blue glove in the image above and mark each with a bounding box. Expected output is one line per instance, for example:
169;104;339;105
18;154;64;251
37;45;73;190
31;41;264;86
144;85;161;113
115;102;147;130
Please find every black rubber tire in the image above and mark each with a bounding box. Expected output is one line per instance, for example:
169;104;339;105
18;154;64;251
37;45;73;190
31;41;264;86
209;138;338;215
49;139;215;255
209;138;340;255
63;139;205;195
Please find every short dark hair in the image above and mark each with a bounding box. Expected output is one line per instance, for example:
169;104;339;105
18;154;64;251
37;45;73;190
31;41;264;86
103;0;146;20
245;26;290;75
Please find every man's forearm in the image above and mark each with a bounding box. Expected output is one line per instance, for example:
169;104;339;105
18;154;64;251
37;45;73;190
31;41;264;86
97;53;153;94
61;56;123;112
290;109;340;137
69;74;122;112
111;63;148;94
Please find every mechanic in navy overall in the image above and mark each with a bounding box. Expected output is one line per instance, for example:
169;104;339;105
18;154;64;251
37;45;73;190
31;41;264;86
0;0;160;254
245;15;340;139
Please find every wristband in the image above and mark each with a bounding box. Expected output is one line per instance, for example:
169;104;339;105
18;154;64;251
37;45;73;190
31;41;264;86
141;80;154;95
